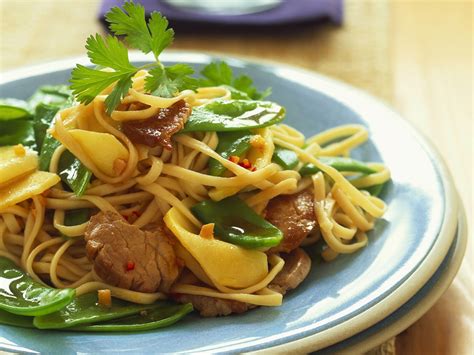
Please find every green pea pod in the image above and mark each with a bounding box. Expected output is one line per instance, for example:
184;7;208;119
58;150;92;197
28;85;72;109
0;99;32;121
64;209;90;226
70;303;193;332
0;309;34;328
39;133;92;197
61;209;91;239
181;100;285;133
365;183;386;197
208;131;253;176
192;196;283;249
0;120;36;148
299;156;377;176
272;146;299;170
38;133;61;170
0;257;75;316
34;293;169;330
33;103;61;149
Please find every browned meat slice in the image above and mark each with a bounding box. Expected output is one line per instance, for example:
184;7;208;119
173;293;255;317
268;248;311;295
266;189;317;253
84;211;180;293
173;248;311;317
122;100;191;150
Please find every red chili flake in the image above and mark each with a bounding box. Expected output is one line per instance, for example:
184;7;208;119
239;158;251;169
229;155;240;164
126;261;135;271
132;210;141;217
250;166;257;172
122;214;129;221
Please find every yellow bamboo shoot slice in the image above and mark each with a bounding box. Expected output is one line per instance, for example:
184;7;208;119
68;129;129;176
0;171;60;210
0;145;38;188
164;207;268;289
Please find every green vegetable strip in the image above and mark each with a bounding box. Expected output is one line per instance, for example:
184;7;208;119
272;146;299;170
33;103;62;149
365;183;386;197
208;131;253;176
192;196;283;249
70;303;193;332
0;99;31;121
64;209;90;227
0;120;35;148
299;156;377;176
0;309;34;329
181;100;285;133
0;257;75;316
34;293;170;330
57;151;93;197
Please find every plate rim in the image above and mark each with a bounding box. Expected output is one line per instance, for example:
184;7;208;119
0;51;460;352
327;200;468;354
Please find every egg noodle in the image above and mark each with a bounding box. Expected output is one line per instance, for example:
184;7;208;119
0;70;390;307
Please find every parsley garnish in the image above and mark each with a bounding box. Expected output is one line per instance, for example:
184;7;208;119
70;1;195;114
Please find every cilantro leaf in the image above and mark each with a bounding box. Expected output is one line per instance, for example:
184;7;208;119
145;64;198;98
106;1;174;59
201;62;233;86
85;34;136;72
70;33;137;113
104;73;135;114
200;61;271;100
70;65;129;106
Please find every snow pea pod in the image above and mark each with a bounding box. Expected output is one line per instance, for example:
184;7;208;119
34;293;164;329
0;120;35;148
0;257;75;316
299;156;377;176
181;100;285;133
57;150;93;197
0;309;34;328
208;130;253;176
0;99;32;121
70;303;193;332
272;146;299;170
28;85;72;109
365;183;386;197
33;103;61;149
192;196;283;249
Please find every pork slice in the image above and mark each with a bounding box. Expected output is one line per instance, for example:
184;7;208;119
122;100;191;150
174;294;255;317
84;211;180;293
268;248;311;295
266;189;317;253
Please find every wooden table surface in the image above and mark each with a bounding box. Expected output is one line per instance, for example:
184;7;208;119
1;1;472;353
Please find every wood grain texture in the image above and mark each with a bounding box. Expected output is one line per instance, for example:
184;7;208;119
0;0;472;354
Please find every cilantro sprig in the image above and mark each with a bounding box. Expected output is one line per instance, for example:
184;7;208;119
70;1;270;115
199;62;271;100
70;1;194;114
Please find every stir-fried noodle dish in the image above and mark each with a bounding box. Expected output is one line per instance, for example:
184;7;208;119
0;2;390;330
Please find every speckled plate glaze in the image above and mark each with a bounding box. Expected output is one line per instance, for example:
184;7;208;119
0;52;459;353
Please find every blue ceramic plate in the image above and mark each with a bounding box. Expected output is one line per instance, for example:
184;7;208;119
319;207;467;354
0;52;459;353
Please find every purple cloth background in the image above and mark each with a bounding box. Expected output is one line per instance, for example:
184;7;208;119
99;0;343;28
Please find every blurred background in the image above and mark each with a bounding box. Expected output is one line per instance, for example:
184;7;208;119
0;0;472;354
